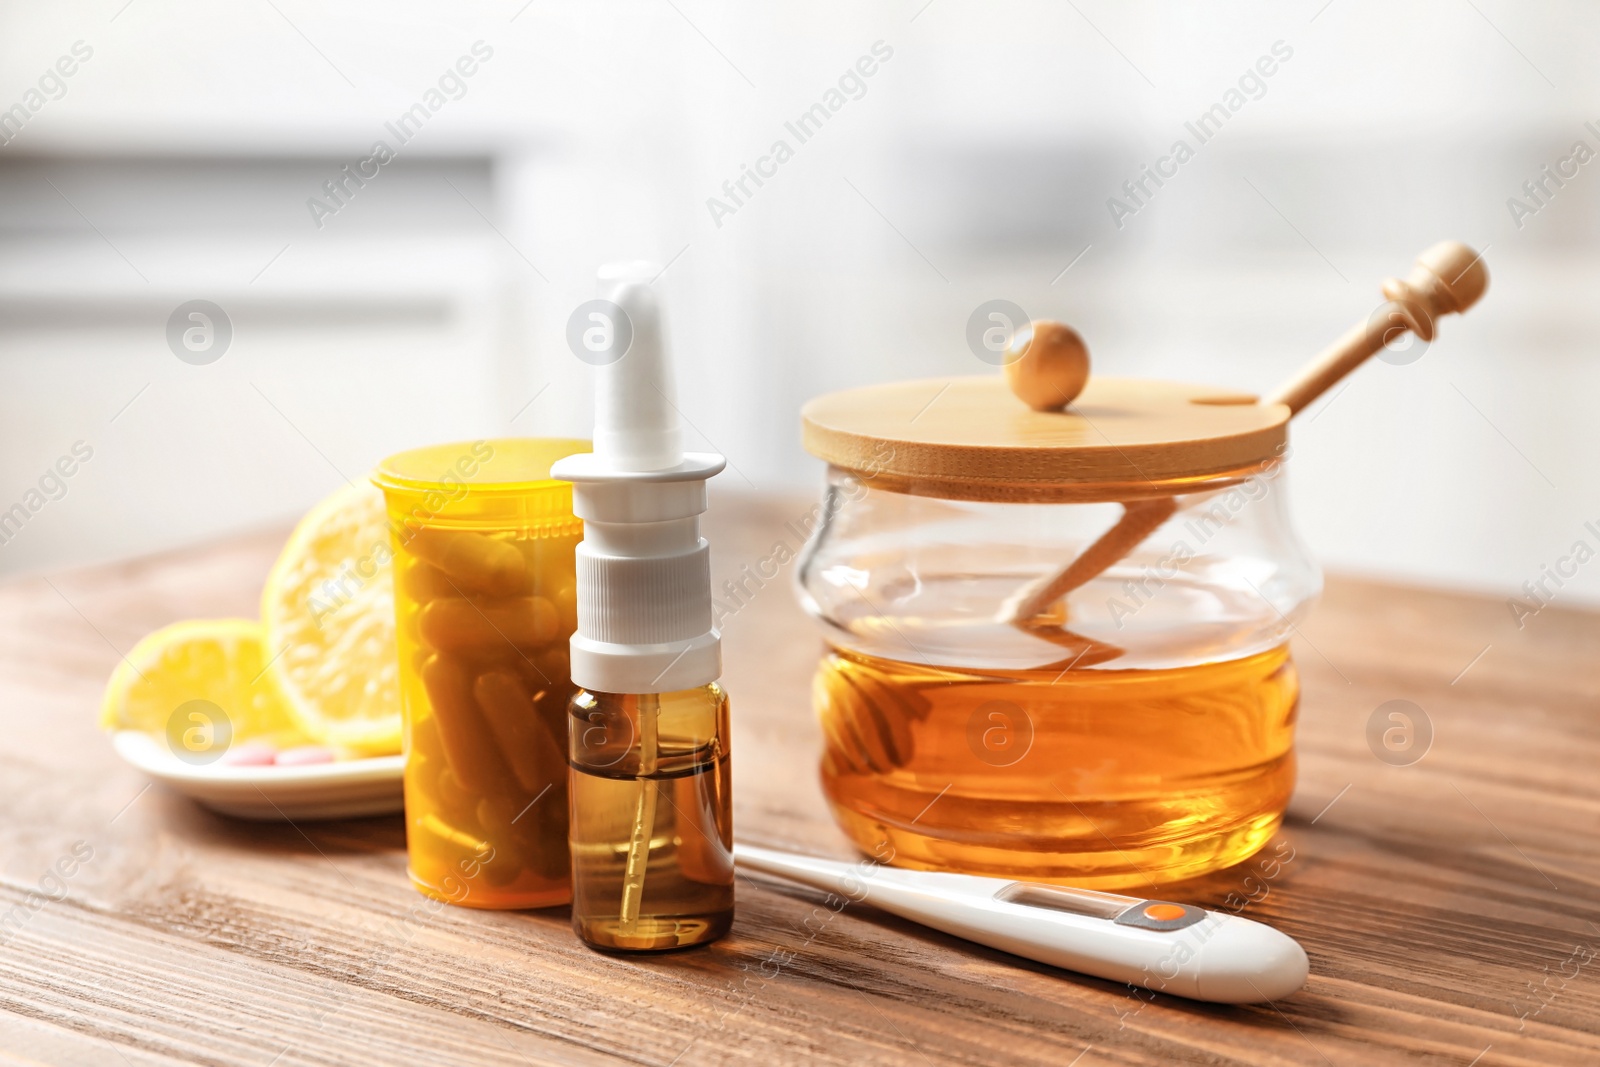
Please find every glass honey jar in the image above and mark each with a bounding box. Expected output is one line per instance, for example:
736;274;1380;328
796;373;1321;891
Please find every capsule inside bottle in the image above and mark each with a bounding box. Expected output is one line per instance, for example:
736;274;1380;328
374;438;588;910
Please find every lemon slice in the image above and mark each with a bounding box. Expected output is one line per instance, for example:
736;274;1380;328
261;482;401;755
101;618;310;755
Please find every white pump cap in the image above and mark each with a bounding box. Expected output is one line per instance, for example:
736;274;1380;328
550;263;725;695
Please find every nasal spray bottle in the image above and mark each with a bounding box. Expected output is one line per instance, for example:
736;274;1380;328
552;263;734;952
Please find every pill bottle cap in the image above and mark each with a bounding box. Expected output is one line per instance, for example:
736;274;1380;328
550;262;724;694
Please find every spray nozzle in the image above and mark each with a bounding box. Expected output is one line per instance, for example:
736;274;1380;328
550;263;726;695
593;262;684;473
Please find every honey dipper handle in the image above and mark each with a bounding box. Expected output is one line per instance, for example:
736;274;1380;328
1006;497;1177;624
1004;241;1489;632
1264;241;1488;414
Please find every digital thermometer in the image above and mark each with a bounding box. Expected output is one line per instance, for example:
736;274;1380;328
734;844;1308;1004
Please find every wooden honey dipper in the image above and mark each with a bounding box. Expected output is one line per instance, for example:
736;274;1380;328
1003;240;1489;631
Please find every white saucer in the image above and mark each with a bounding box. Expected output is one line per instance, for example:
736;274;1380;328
111;731;405;821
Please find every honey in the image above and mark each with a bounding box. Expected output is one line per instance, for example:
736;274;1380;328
814;642;1298;891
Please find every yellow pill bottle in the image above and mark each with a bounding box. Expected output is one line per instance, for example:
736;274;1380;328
374;438;587;909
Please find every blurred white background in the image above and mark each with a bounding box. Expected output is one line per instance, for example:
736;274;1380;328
0;0;1596;613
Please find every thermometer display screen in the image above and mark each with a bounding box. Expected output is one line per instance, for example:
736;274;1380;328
993;882;1135;921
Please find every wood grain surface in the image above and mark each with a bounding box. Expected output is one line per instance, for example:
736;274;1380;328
0;491;1596;1066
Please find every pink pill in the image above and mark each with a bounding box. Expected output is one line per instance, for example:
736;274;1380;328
274;745;338;766
220;742;278;767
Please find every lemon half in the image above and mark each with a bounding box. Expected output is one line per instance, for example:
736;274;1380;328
100;618;309;751
261;482;401;755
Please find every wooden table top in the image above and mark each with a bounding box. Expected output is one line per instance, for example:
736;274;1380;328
1;491;1596;1066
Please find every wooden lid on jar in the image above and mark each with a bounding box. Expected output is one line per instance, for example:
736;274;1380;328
801;376;1288;503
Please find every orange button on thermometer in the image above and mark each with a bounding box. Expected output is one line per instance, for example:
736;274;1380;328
1113;899;1206;931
